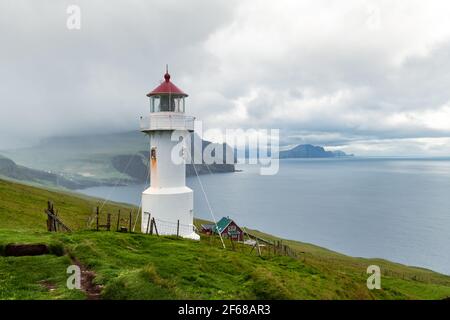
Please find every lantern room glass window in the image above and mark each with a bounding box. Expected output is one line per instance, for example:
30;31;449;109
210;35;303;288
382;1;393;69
150;96;161;113
173;96;185;112
149;95;185;113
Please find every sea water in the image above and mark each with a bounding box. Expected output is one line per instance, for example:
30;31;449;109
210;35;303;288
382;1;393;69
78;158;450;275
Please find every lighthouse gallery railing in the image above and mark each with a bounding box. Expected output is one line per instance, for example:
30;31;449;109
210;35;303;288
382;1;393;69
140;113;195;132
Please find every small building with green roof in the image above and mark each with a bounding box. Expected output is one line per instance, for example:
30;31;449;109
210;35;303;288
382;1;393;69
201;216;244;241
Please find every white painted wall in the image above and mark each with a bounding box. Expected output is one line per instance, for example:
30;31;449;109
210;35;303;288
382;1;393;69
142;186;198;239
149;131;186;189
141;113;199;240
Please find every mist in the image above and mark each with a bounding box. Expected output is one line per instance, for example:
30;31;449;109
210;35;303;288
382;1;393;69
2;0;450;155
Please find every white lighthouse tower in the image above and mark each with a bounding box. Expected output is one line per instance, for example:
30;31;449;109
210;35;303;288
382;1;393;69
140;68;199;240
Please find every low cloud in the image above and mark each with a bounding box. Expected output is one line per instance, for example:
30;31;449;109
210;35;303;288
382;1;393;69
1;0;450;155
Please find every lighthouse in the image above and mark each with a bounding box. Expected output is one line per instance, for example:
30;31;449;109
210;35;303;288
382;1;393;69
140;68;199;240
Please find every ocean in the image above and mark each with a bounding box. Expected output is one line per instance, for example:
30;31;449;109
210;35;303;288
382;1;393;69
77;158;450;275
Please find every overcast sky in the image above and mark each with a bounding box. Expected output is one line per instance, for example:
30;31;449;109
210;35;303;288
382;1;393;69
2;0;450;155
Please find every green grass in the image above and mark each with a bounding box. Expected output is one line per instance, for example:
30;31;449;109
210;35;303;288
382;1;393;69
0;178;137;232
1;178;450;300
0;253;85;300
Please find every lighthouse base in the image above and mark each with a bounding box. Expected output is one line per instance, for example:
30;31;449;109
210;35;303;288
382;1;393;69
141;186;199;240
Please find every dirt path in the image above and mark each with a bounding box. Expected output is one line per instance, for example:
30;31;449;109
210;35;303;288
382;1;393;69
71;258;103;300
3;244;103;299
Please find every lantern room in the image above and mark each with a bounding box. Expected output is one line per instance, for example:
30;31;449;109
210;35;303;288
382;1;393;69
146;68;188;113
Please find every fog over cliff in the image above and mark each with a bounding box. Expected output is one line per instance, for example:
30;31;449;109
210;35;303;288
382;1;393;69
2;1;450;156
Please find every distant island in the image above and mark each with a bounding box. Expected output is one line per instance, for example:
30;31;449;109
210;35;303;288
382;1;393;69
280;144;354;159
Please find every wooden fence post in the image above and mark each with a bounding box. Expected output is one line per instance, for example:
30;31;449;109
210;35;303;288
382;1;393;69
129;211;132;233
106;213;111;231
177;220;180;237
53;210;57;232
146;213;151;234
46;201;53;231
152;218;159;236
46;217;52;232
116;210;121;231
44;201;71;233
96;207;99;231
230;237;235;251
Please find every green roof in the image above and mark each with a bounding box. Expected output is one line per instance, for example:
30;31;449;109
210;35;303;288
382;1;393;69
214;217;232;234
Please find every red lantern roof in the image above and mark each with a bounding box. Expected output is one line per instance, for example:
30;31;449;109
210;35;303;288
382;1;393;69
146;68;188;97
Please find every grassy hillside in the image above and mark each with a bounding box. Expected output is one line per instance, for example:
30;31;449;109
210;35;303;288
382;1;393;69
0;177;137;232
1;178;450;300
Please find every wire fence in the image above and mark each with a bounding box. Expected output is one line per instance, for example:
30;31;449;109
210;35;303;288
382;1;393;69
142;213;196;237
199;232;299;259
60;203;298;260
87;207;140;233
91;207;297;259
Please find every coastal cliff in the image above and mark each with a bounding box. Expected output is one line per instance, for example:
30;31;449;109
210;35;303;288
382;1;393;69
280;144;353;159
